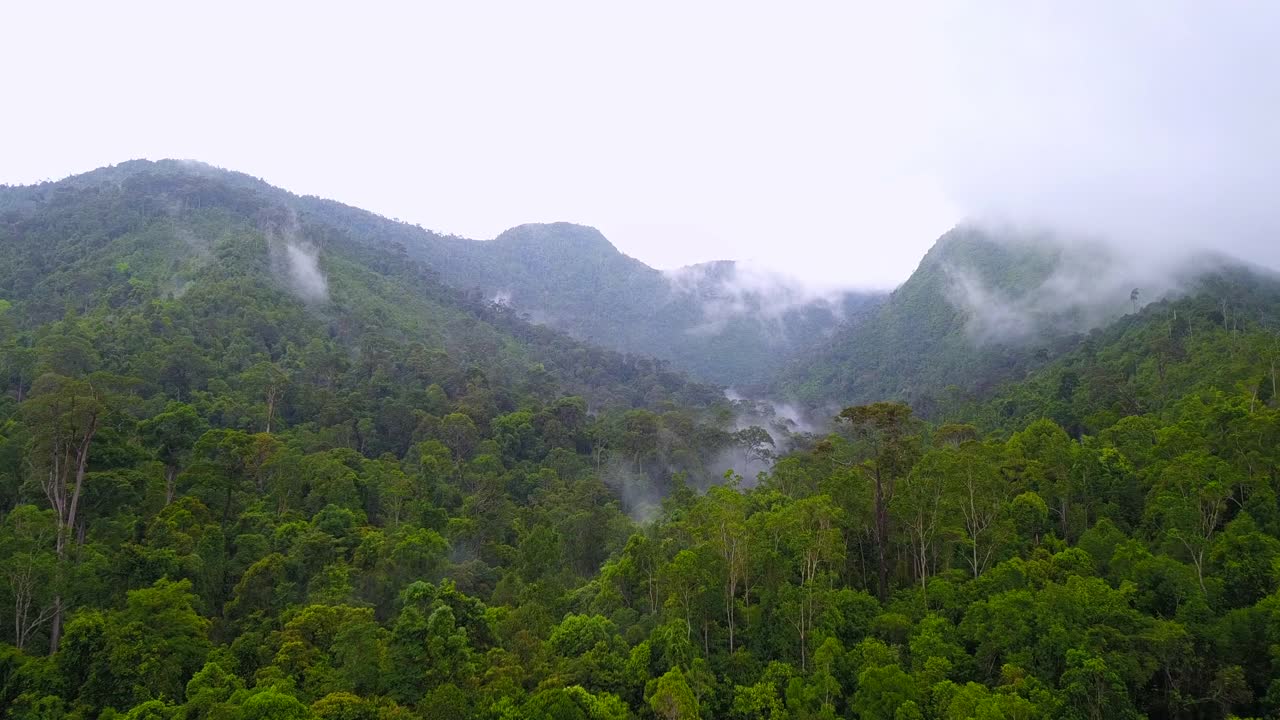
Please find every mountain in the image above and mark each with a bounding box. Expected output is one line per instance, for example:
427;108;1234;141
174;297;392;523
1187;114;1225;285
27;160;883;391
972;260;1280;434
774;225;1280;415
0;159;736;468
293;201;883;386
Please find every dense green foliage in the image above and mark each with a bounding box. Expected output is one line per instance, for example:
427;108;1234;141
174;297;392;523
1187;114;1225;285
971;267;1280;437
3;162;1280;720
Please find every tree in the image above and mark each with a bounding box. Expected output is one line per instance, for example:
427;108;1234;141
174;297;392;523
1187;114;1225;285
835;402;920;600
620;531;663;614
440;413;479;465
107;578;212;705
650;666;701;717
688;484;750;652
1008;419;1078;540
182;661;244;720
620;410;660;473
893;452;949;594
0;342;36;403
661;548;710;644
186;429;257;526
1149;451;1236;593
776;495;843;669
240;361;289;433
1209;513;1280;608
22;372;120;653
1060;649;1140;720
942;441;1011;578
139;402;208;505
0;505;57;650
852;663;918;720
733;426;776;464
58;578;211;713
238;689;311;720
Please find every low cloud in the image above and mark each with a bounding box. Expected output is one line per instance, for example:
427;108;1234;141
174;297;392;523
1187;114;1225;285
664;261;870;339
284;242;329;302
940;226;1223;344
263;207;329;303
932;4;1280;279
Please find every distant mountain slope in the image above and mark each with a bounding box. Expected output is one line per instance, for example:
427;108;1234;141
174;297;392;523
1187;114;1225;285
973;262;1280;435
0;160;723;419
0;159;880;390
775;225;1280;415
298;197;884;386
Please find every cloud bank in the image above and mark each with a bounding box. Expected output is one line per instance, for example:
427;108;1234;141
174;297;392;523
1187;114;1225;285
930;3;1280;275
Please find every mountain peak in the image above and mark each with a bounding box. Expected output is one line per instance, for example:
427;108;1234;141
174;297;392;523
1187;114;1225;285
491;223;616;254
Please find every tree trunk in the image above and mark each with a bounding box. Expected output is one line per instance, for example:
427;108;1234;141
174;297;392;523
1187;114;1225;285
48;418;96;655
1059;495;1070;540
725;587;735;653
165;464;178;505
874;469;889;601
48;597;62;656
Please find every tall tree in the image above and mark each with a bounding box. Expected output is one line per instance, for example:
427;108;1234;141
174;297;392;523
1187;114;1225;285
835;402;920;600
139;402;207;505
943;441;1011;578
1149;451;1236;593
688;483;749;653
0;505;57;650
22;372;119;653
240;361;290;433
777;494;843;669
894;451;949;594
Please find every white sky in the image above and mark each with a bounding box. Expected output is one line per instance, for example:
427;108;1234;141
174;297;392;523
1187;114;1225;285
3;2;1278;289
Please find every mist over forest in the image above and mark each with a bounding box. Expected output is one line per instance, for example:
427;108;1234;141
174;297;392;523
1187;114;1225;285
5;3;1280;719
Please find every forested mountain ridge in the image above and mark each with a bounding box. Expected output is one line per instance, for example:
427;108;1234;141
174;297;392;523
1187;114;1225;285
127;161;877;387
4;161;1280;719
775;227;1101;411
324;215;884;388
0;160;725;413
7;159;879;388
776;225;1279;416
970;261;1280;433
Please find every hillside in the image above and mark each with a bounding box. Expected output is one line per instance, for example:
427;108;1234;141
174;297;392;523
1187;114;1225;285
972;262;1280;435
0;161;750;527
30;160;879;388
290;194;882;386
0;161;727;413
774;226;1276;416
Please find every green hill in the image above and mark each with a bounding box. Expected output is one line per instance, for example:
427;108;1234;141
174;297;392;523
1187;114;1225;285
774;225;1278;416
0;160;724;416
290;193;881;386
973;262;1280;435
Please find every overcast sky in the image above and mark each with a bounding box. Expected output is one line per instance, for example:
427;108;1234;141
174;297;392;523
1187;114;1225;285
3;2;1278;289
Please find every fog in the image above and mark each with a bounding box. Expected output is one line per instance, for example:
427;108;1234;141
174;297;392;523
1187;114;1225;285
664;261;860;339
284;243;329;303
263;209;330;303
937;227;1230;344
931;4;1280;278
